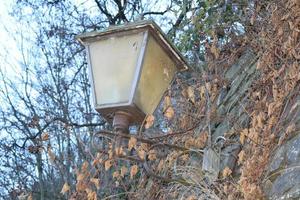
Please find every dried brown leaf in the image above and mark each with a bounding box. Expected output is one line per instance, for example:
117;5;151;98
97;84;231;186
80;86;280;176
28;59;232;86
115;147;124;156
128;137;137;151
248;128;259;144
199;86;205;99
120;166;128;178
47;148;56;164
184;137;194;148
286;123;296;134
164;106;174;119
27;193;33;200
145;115;155;129
104;160;112;171
240;129;248;145
140;143;149;151
194;132;208;148
81;161;89;172
222;167;232;178
238;150;246;165
187;86;195;103
87;190;97;200
137;149;145;160
130;165;138;179
61;182;70;194
211;44;220;59
157;160;165;172
187;195;197;200
164;95;172;110
148;149;157;161
108;149;113;159
41;132;49;141
90;178;100;190
77;173;85;182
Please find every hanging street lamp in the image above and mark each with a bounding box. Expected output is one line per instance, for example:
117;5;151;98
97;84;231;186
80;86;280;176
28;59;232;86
77;20;189;132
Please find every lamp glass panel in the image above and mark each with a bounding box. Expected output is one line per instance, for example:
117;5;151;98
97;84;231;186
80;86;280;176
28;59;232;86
88;31;145;106
134;35;177;114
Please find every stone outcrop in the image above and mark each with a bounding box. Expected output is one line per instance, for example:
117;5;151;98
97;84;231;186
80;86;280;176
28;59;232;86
212;50;300;199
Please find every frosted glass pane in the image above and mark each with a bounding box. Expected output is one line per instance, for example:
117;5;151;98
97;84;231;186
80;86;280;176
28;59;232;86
88;32;144;106
134;35;177;114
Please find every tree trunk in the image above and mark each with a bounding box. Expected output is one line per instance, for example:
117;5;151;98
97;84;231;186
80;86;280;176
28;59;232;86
36;152;45;200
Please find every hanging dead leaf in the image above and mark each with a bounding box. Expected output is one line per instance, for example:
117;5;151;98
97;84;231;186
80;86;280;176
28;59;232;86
222;167;232;178
92;157;103;166
164;106;174;119
164;95;172;110
224;129;235;137
211;44;220;59
194;132;208;148
256;112;265;129
81;161;89;172
86;190;97;200
115;147;124;156
181;154;189;161
148;149;157;161
104;160;112;171
120;166;128;178
77;173;85;182
108;149;113;159
145;115;155;129
27;193;33;200
130;165;138;179
90;178;100;189
248;128;259;144
157;160;165;172
199;86;205;99
47;148;56;164
238;150;246;165
187;86;195;103
179;115;189;128
267;102;276;116
61;182;70;194
76;181;86;192
128;137;137;151
140;143;149;151
41;132;49;141
278;123;296;145
184;137;194;148
256;59;262;69
181;87;188;98
286;123;296;134
240;129;248;145
137;149;145;160
187;195;197;200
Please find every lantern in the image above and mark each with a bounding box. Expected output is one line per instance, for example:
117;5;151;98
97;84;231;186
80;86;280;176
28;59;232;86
77;20;188;129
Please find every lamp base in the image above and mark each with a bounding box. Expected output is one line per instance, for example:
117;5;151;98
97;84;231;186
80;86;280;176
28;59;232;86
113;111;132;149
113;111;132;133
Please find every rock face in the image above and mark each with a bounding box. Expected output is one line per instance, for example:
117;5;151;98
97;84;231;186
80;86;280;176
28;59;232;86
263;93;300;199
211;50;259;172
209;49;300;199
265;133;300;200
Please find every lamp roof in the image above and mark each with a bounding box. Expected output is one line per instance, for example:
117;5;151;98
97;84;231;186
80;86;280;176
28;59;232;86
76;20;189;71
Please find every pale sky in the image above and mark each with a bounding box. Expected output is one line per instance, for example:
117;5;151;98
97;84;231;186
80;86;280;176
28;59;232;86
0;0;22;76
